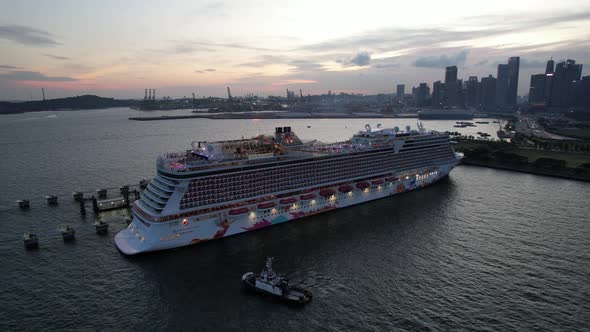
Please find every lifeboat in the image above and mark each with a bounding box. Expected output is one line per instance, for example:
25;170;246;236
257;202;276;209
338;185;353;193
229;207;249;215
356;182;369;189
279;197;297;205
319;189;335;197
385;177;398;182
300;193;316;200
371;179;384;185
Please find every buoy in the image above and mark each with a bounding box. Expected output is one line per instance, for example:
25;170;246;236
60;226;76;241
120;185;129;195
46;195;58;205
95;221;109;234
18;200;30;209
97;189;107;199
23;233;39;249
73;192;84;202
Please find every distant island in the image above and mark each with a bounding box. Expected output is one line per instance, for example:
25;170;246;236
0;95;137;114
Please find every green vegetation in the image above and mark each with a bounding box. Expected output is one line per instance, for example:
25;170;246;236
0;95;138;114
547;128;590;140
504;148;590;167
454;138;590;181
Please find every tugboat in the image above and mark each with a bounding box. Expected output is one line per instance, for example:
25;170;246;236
23;233;39;249
242;257;312;305
60;225;76;241
94;220;109;234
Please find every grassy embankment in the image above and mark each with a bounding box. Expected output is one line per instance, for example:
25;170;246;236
454;139;590;181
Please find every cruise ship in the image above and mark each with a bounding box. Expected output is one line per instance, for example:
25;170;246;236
115;124;461;255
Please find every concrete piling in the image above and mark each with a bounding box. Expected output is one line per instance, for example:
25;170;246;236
97;189;107;199
46;195;58;205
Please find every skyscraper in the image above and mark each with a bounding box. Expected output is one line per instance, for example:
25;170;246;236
545;58;555;75
417;83;430;107
551;59;583;107
495;64;510;108
432;81;445;108
445;66;458;83
444;66;458;106
396;84;405;100
506;57;520;106
529;74;546;104
480;75;497;110
466;76;479;108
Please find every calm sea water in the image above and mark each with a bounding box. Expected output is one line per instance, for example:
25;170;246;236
0;108;588;331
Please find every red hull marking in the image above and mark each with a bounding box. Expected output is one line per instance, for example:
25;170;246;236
242;219;273;231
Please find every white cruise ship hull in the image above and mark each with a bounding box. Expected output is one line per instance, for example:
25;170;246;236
115;161;457;255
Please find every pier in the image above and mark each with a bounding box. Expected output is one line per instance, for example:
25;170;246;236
11;179;150;250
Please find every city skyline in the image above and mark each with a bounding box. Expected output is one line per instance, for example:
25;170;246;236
1;0;589;100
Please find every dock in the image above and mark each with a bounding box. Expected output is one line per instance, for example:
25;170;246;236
96;197;129;211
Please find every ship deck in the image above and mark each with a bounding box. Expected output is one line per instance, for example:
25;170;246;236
158;141;383;174
157;128;438;175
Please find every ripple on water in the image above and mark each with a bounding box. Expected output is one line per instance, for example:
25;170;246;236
0;113;589;331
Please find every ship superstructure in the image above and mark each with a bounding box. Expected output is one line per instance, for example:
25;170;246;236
115;124;460;255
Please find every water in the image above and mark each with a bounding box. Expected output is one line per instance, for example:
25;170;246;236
0;108;588;331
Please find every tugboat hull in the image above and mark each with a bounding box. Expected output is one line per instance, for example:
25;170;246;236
241;272;312;305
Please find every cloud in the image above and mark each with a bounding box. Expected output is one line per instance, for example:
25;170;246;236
0;71;77;82
374;63;399;69
348;51;371;66
288;60;324;72
0;25;60;46
298;11;590;57
195;68;216;74
271;79;317;85
238;55;287;67
414;50;469;68
520;58;547;68
0;65;22;70
43;53;69;60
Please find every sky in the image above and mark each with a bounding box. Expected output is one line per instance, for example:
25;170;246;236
0;0;589;100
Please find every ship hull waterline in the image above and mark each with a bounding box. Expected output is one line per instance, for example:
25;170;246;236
115;162;457;255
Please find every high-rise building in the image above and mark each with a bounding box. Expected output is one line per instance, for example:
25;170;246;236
456;79;465;108
432;81;445;108
445;66;457;83
551;59;583;107
495;64;510;108
544;72;554;106
582;76;590;107
545;58;555;75
480;75;496;110
528;74;546;104
417;83;430;107
444;66;458;107
396;84;405;100
466;76;479;108
506;57;520;106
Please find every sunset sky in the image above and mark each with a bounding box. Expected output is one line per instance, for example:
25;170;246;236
1;0;589;100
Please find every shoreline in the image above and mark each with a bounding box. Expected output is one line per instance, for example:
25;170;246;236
127;113;496;121
128;113;411;121
460;159;590;182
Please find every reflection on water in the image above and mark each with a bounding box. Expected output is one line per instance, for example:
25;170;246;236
0;109;588;331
